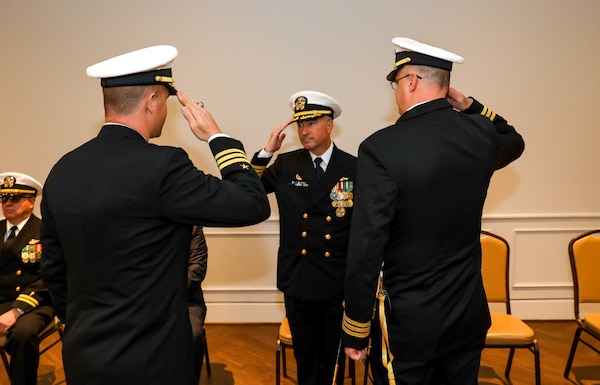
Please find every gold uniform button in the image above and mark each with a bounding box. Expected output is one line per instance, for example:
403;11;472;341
324;252;331;257
16;270;22;276
325;234;331;240
303;213;309;219
302;231;307;237
301;249;307;255
325;216;332;222
15;286;21;292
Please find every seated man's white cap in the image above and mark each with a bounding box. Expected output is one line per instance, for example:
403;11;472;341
386;37;464;81
0;172;43;197
86;45;179;95
289;90;342;122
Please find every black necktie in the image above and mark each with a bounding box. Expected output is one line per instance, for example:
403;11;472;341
314;157;325;180
5;225;17;246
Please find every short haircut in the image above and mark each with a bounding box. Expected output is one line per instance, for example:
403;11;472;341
410;65;451;89
103;86;148;115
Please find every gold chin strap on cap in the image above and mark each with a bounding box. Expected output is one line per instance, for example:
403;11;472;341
155;75;176;91
155;75;174;84
393;57;412;70
377;267;396;384
292;110;332;122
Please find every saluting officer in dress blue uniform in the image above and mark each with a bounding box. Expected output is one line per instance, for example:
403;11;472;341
0;172;54;385
40;45;269;385
342;37;525;385
251;91;357;385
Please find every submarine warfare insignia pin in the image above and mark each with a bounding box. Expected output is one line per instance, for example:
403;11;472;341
330;177;353;217
290;173;309;187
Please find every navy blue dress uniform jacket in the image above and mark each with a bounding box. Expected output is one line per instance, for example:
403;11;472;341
342;98;525;361
40;124;269;385
252;146;357;301
0;215;50;311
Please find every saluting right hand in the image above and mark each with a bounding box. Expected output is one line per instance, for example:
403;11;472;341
446;87;473;112
264;121;292;153
177;91;222;142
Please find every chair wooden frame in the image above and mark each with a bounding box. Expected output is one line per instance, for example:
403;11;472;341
275;316;355;385
480;230;541;385
202;326;211;376
563;229;600;379
275;317;293;385
0;317;64;374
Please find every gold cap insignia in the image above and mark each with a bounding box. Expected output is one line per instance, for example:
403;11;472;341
294;96;307;112
3;176;16;188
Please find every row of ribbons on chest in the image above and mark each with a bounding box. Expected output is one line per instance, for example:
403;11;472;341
4;226;42;263
313;158;354;218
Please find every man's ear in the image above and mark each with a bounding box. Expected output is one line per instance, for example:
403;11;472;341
145;91;158;114
326;118;334;133
408;73;420;92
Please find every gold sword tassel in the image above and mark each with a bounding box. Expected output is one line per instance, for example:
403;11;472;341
377;266;396;385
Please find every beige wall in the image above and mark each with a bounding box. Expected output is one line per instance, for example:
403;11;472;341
2;1;599;321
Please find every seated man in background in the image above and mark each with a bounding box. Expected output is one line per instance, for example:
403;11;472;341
0;172;54;385
188;225;208;384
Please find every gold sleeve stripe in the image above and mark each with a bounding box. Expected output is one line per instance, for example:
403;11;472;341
216;152;248;166
215;148;249;164
16;294;39;307
216;149;247;163
342;312;370;338
218;157;251;170
480;106;497;121
215;149;251;170
252;164;266;177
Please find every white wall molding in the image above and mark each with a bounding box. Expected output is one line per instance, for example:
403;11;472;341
200;213;600;322
483;213;600;220
206;303;285;323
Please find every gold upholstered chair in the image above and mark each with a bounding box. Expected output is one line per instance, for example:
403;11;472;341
480;230;540;385
275;316;355;385
563;229;600;379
